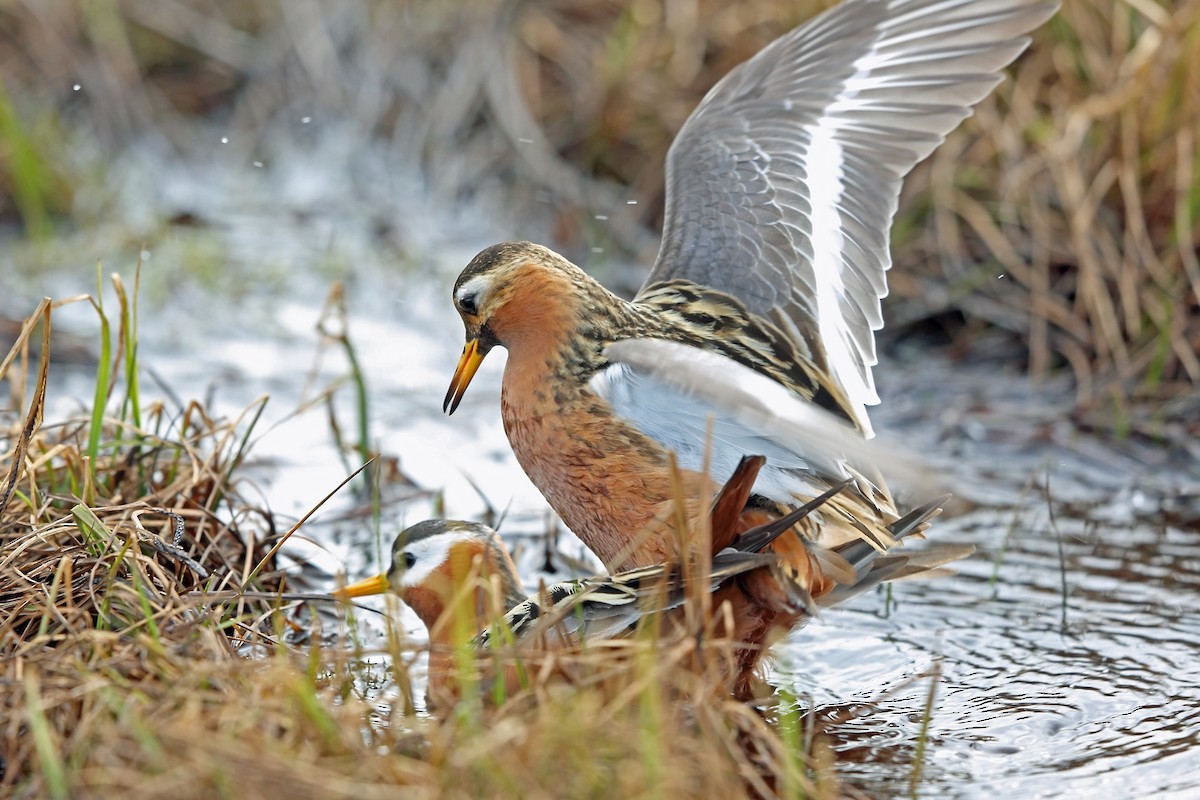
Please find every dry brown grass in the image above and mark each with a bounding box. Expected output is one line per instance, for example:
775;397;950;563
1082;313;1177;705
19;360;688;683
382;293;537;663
6;631;838;799
2;291;842;798
1;289;299;795
899;0;1200;411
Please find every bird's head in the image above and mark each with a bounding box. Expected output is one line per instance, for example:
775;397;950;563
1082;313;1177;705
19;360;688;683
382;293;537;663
333;520;524;641
444;241;591;414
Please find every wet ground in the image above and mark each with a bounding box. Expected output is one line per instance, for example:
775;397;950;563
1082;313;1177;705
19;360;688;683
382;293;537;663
6;141;1199;798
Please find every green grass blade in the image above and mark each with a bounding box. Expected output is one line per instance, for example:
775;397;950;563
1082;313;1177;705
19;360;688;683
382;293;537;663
72;503;113;557
86;276;113;488
23;671;70;800
114;269;142;429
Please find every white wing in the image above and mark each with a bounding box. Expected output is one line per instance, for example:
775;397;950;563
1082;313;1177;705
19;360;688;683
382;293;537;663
640;0;1057;434
590;339;926;503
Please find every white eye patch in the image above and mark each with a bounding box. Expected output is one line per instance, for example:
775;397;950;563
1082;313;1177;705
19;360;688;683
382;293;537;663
396;533;459;588
455;275;492;312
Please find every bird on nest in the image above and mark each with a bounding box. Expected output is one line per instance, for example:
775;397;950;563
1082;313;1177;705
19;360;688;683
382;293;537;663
438;0;1056;695
335;456;955;707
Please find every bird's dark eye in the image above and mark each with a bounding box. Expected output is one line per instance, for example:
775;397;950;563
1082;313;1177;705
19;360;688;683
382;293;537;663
403;551;417;569
458;293;479;316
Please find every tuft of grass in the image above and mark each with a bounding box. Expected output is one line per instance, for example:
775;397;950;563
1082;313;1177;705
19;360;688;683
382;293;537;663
895;0;1200;414
1;276;299;794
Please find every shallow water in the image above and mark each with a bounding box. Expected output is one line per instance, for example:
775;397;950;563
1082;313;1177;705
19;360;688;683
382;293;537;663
796;358;1200;797
7;142;1199;798
784;506;1200;798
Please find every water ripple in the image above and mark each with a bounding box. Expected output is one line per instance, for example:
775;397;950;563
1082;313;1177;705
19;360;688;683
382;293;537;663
776;493;1200;797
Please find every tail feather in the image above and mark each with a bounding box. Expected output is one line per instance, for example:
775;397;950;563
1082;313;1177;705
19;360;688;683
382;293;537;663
710;455;767;552
727;478;855;555
884;544;978;581
810;546;857;586
889;495;951;539
832;494;951;576
816;495;971;608
816;557;912;608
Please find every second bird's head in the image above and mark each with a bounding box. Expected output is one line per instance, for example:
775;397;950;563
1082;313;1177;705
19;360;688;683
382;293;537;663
333;520;523;639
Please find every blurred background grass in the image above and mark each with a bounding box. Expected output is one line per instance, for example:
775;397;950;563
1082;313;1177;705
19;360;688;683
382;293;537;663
1;0;1197;416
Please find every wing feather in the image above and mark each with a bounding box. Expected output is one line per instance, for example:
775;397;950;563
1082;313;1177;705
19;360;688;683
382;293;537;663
639;0;1057;434
591;339;931;504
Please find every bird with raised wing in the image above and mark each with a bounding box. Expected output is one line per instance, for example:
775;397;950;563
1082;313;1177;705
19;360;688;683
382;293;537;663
440;0;1054;693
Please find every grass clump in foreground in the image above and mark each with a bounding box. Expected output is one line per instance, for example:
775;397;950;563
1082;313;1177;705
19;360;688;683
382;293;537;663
1;286;841;799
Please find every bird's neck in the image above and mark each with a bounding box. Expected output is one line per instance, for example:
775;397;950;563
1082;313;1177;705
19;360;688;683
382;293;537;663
500;275;640;396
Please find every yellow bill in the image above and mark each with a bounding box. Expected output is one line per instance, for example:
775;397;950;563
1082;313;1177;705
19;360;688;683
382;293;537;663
332;573;390;600
443;338;484;414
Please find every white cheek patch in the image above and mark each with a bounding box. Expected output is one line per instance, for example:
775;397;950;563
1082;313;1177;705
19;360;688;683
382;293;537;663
396;533;458;589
